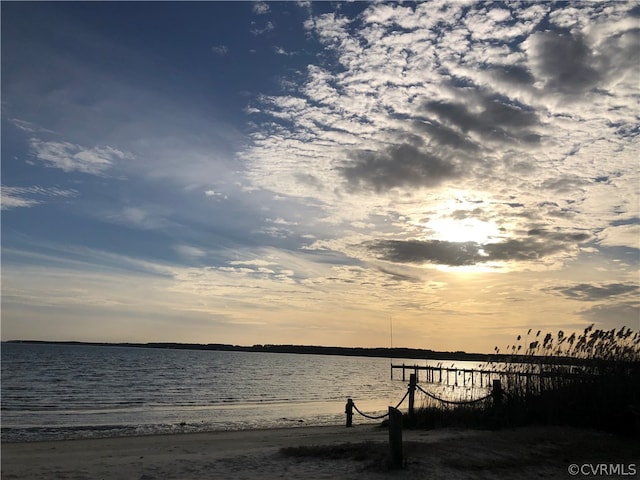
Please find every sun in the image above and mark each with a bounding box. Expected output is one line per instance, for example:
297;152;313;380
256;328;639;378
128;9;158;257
402;191;511;272
427;217;501;244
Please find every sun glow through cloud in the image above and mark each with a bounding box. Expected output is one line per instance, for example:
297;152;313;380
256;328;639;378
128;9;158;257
427;217;503;245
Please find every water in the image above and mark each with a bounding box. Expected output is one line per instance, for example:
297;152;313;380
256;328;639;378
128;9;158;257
1;343;429;442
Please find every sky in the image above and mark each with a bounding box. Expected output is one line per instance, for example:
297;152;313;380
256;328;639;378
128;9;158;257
1;1;639;354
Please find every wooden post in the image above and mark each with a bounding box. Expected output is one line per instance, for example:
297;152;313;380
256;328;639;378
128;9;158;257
345;398;354;427
408;373;417;423
492;379;503;406
388;407;403;469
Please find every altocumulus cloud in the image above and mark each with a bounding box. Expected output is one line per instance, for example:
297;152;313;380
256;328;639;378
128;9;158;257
242;1;637;272
547;283;639;301
1;185;78;210
2;1;638;347
367;230;590;268
341;142;461;192
30;140;133;175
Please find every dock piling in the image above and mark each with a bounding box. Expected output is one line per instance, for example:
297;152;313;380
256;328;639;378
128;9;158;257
408;373;417;422
345;398;354;427
388;407;403;469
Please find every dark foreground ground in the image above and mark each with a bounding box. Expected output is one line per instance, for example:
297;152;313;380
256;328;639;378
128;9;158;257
2;424;638;479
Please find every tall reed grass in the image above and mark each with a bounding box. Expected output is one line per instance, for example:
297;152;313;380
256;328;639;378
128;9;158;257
490;325;639;434
411;325;640;434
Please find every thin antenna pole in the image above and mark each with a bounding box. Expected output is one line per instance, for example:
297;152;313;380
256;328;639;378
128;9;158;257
390;316;393;379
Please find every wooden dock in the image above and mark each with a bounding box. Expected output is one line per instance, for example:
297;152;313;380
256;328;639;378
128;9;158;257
391;363;497;387
390;363;591;388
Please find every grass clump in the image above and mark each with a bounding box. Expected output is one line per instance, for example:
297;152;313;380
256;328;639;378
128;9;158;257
280;441;383;461
281;441;398;470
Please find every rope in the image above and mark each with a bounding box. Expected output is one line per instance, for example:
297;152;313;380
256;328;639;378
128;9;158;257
415;384;493;405
352;403;390;420
393;388;410;409
351;389;410;420
349;382;493;421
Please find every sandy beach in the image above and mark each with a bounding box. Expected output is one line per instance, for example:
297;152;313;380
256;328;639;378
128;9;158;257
2;424;638;480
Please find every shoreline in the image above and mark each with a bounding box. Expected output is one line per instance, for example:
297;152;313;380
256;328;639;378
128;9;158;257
5;339;608;366
0;422;379;445
2;424;638;480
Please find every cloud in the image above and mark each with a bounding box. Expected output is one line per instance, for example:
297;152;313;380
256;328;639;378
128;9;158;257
578;301;640;329
367;229;590;267
1;193;40;210
204;189;227;200
540;176;591;194
525;229;590;244
243;1;636;243
8;118;57;135
376;266;423;283
524;31;603;94
29;140;132;174
485;64;536;88
598;222;640;248
1;185;78;210
174;245;207;259
274;46;294;56
422;93;541;145
253;2;270;15
547;282;639;301
211;45;229;55
341;142;460;192
103;206;171;231
251;20;275;36
521;5;639;98
368;239;481;266
412;120;479;151
215;257;299;284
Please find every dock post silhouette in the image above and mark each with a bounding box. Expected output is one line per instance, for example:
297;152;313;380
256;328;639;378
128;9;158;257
388;406;403;469
408;373;417;422
345;398;354;427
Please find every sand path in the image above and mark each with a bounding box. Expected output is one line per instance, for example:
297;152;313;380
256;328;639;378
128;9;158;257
2;424;638;479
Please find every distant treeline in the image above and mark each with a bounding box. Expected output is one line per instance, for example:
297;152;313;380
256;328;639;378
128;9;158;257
3;340;609;366
5;339;479;360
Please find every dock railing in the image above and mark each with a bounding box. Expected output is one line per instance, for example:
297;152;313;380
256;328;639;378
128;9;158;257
390;362;593;391
345;373;500;427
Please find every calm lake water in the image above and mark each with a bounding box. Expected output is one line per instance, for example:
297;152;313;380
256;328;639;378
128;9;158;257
1;343;489;442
